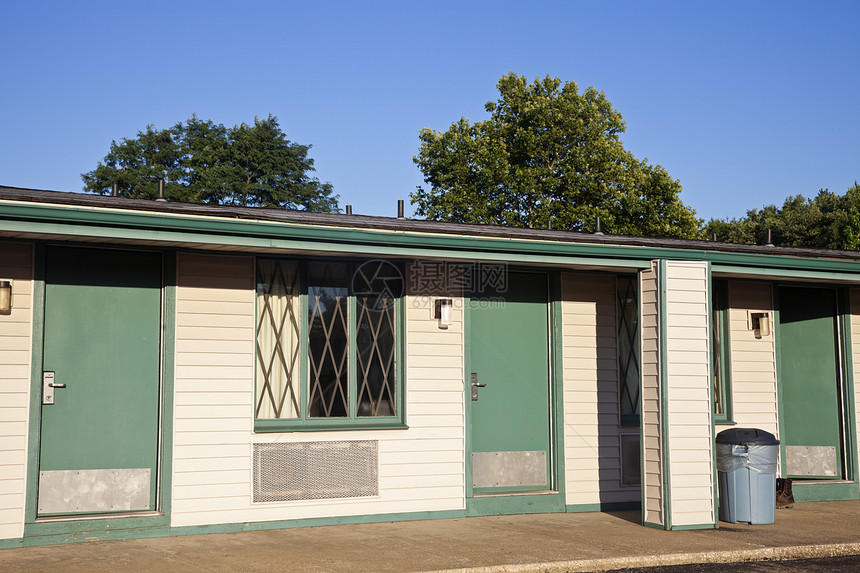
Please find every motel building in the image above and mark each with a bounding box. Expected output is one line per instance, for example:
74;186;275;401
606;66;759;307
0;185;858;547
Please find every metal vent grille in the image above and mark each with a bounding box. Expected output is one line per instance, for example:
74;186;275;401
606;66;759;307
620;434;641;487
253;440;379;502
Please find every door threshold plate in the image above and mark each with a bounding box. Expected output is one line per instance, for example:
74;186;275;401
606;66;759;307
474;489;558;498
35;510;161;523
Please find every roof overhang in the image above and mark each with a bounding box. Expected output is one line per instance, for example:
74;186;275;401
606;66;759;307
2;186;860;281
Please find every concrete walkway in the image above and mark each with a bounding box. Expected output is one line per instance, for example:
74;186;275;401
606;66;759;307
2;501;860;572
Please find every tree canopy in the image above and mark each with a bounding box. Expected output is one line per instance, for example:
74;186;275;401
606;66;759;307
705;183;860;250
412;73;702;238
82;115;339;211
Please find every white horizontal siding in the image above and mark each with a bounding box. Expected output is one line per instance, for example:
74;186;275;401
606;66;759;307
561;272;639;508
664;262;714;526
850;289;860;473
171;254;465;528
664;261;714;528
727;281;778;436
0;242;33;540
639;262;663;527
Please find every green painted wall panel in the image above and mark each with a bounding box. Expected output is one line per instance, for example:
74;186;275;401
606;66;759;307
777;286;842;479
39;247;162;511
793;481;860;502
469;272;551;493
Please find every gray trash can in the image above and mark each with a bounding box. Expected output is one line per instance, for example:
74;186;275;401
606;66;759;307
716;428;780;524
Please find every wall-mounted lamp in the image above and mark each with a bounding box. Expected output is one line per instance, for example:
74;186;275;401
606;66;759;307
749;311;771;338
0;280;12;315
434;298;453;329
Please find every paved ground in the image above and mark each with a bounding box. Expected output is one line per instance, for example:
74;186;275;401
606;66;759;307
1;501;860;572
612;555;860;572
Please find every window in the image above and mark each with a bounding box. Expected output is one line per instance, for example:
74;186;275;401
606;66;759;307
255;258;404;430
712;279;732;423
617;275;640;426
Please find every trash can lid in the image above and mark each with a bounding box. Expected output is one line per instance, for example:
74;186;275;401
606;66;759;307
716;427;779;445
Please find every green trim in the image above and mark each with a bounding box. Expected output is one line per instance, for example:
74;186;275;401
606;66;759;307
467;493;565;516
792;481;860;502
10;495;662;549
839;288;858;484
699;254;860;276
0;207;651;269
8;508;474;548
10;200;860;276
671;523;717;531
707;264;719;529
566;501;641;513
23;244;45;525
658;260;672;530
4;523;170;549
773;286;787;476
25;515;170;537
254;419;409;432
0;538;24;549
160;252;176;518
550;272;566;497
170;508;467;537
712;264;860;283
464;291;474;500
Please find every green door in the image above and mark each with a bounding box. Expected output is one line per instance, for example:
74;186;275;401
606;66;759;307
469;271;552;494
38;247;162;516
778;286;843;479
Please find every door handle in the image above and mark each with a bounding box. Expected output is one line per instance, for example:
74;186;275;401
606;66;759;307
43;372;64;405
471;373;486;401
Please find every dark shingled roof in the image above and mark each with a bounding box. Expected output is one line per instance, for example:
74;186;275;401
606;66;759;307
2;185;859;261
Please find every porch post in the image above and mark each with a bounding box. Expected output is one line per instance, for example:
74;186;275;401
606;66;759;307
640;260;716;530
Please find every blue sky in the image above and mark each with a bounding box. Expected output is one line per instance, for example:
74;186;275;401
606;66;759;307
2;1;858;222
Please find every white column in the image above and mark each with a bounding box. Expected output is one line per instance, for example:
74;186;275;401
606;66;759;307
641;260;716;530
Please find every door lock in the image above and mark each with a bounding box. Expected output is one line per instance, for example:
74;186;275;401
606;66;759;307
471;372;487;401
42;372;64;405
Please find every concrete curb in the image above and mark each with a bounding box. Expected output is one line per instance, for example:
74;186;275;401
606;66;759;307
426;542;860;573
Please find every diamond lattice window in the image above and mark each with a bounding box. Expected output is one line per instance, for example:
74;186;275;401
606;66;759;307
308;263;350;418
356;295;396;416
712;279;732;422
617;275;640;423
255;258;404;430
256;260;301;419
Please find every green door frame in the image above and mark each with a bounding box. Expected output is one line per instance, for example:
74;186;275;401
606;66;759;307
773;283;860;502
464;268;566;516
20;244;175;545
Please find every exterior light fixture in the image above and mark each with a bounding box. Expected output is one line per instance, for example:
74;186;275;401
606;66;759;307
434;298;453;329
749;312;770;338
0;280;11;315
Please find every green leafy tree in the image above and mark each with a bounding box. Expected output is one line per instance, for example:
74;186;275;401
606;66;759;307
412;73;702;238
82;115;338;211
705;183;860;250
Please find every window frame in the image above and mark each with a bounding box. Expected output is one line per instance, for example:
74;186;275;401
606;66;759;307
254;257;407;432
712;278;734;424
